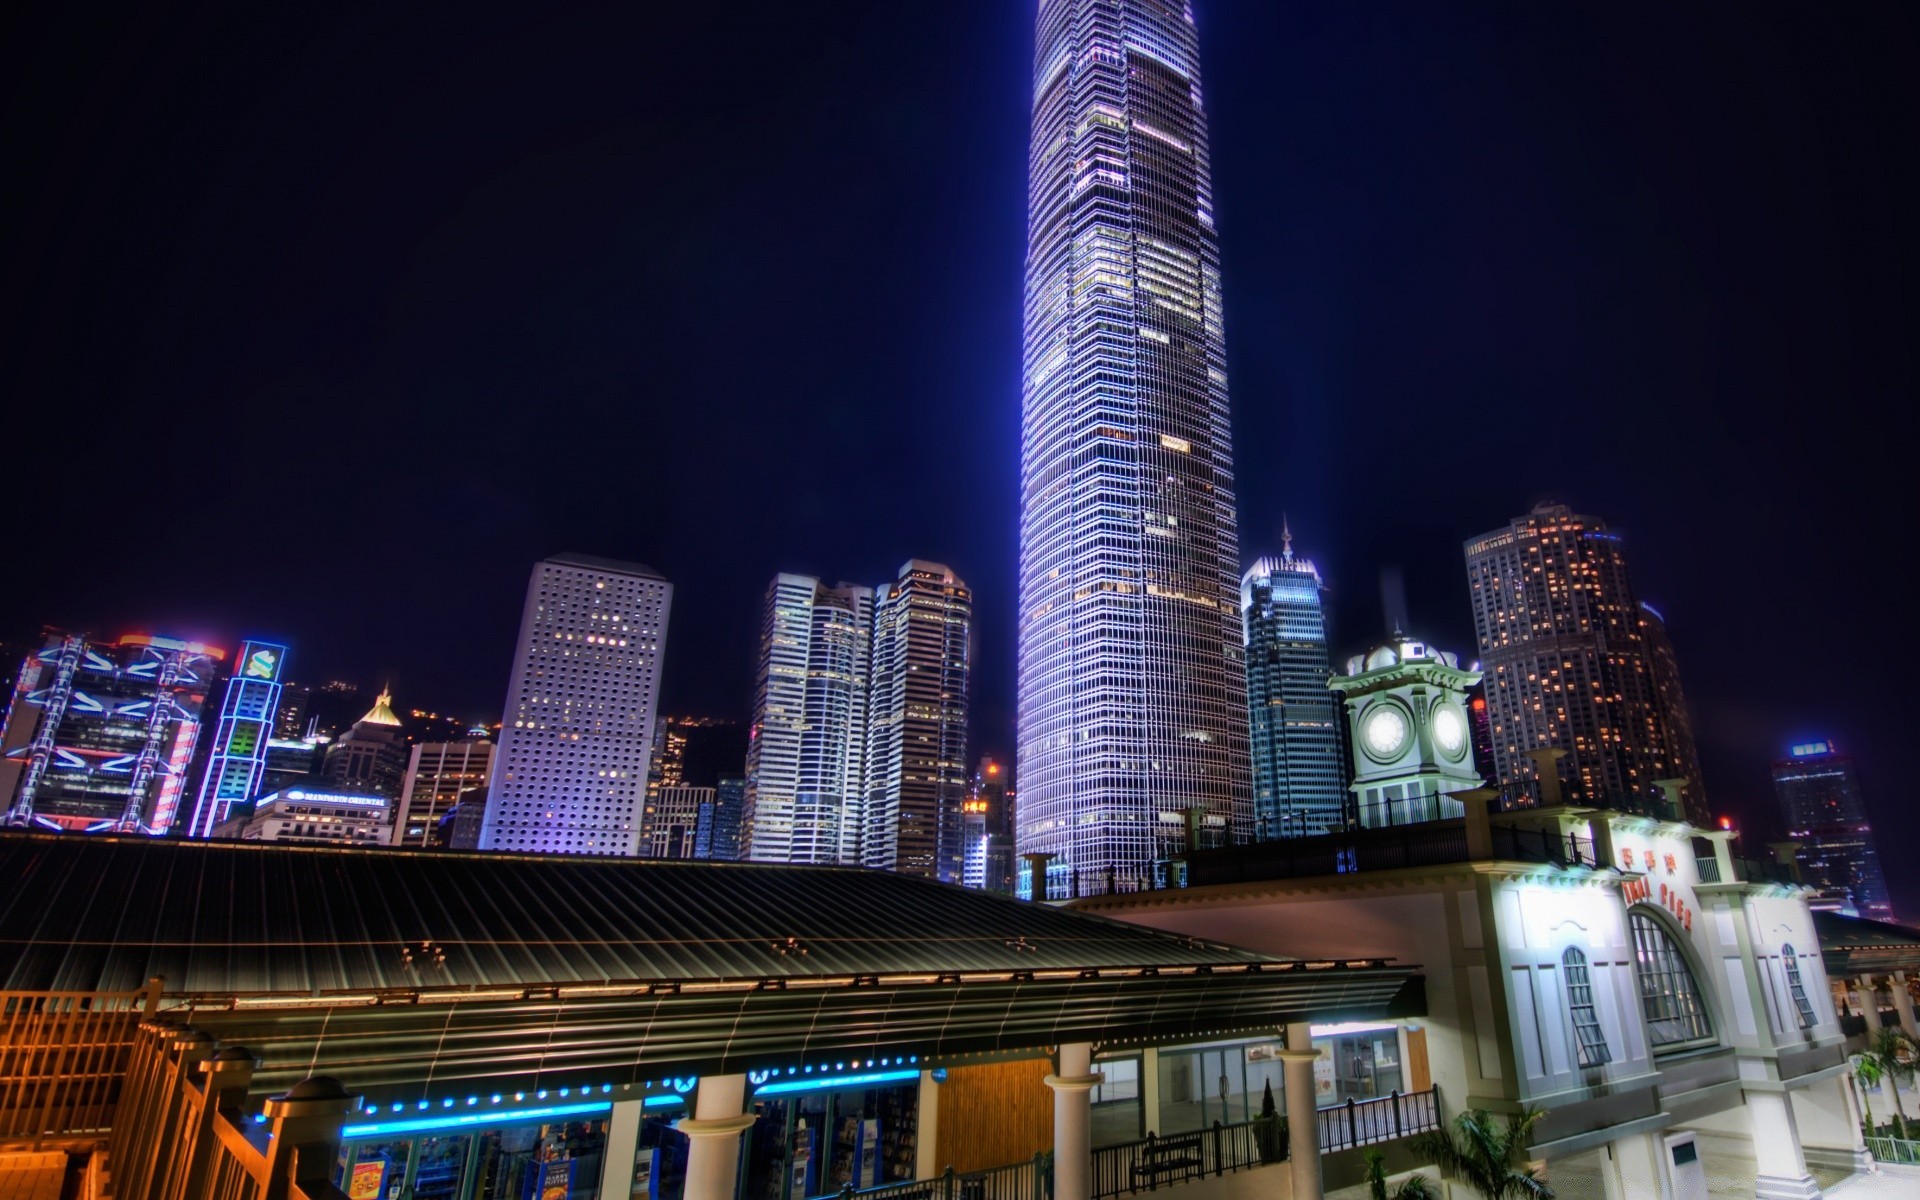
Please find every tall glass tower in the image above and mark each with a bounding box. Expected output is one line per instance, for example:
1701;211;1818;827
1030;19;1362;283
1016;0;1249;894
1242;531;1345;839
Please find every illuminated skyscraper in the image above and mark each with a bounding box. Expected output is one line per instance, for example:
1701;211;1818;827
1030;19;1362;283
320;686;409;799
1464;504;1695;817
393;732;495;848
743;575;872;865
1016;0;1250;893
1638;602;1709;823
1241;532;1345;839
480;553;672;856
185;640;288;838
1772;740;1893;922
0;631;223;835
863;560;971;881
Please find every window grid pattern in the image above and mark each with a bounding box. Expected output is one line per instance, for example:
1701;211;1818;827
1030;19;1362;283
1782;944;1817;1029
1629;910;1714;1049
1562;945;1612;1068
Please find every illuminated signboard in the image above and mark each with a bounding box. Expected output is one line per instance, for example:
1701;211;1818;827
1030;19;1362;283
242;643;284;681
1790;741;1831;759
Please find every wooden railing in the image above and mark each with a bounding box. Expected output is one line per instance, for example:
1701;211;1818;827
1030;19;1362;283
0;981;160;1147
102;1018;357;1200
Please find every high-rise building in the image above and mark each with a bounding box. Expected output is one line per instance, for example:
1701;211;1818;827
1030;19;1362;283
273;682;311;740
863;561;971;881
1015;0;1250;896
393;732;496;848
961;756;1015;893
213;784;391;846
1464;504;1693;817
743;575;872;865
1241;531;1346;839
320;687;410;799
185;641;289;838
1771;740;1893;922
480;553;671;856
1638;602;1710;823
0;631;224;835
641;784;713;859
697;776;746;861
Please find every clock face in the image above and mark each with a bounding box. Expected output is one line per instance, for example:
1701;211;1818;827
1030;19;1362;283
1362;705;1410;762
1433;705;1468;760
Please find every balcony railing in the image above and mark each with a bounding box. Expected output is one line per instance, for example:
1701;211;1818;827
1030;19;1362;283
1092;1118;1273;1197
817;1157;1048;1200
1317;1088;1442;1153
1178;821;1594;890
1694;855;1797;887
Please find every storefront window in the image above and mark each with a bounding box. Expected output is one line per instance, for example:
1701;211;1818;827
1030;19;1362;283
335;1118;610;1200
1155;1040;1284;1133
1313;1026;1404;1106
1091;1056;1141;1146
740;1082;918;1200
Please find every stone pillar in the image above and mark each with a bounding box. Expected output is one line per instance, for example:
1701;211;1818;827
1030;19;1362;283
1598;1131;1663;1200
1792;1073;1871;1174
1859;977;1883;1031
1653;779;1689;823
1140;1047;1162;1136
678;1074;755;1200
1747;1087;1819;1200
1457;788;1497;861
916;1070;941;1180
1280;1023;1323;1200
1046;1043;1101;1200
601;1098;645;1200
1892;972;1919;1040
1525;748;1567;807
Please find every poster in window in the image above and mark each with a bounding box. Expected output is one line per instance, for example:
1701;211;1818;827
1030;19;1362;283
534;1158;573;1200
788;1123;814;1200
348;1161;384;1200
856;1118;883;1189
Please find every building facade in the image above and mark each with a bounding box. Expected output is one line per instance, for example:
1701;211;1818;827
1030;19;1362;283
185;640;288;838
1241;535;1345;839
0;631;223;835
1016;0;1251;895
210;784;391;845
1464;504;1700;819
744;574;873;865
393;733;496;848
961;756;1015;893
480;552;672;856
1639;602;1710;822
1773;740;1893;922
698;776;746;861
319;686;410;799
863;561;971;881
641;784;713;859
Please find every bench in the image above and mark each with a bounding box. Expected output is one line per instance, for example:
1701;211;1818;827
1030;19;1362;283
1130;1132;1203;1190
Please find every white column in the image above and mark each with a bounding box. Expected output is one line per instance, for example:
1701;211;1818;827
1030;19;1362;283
1859;976;1883;1031
916;1069;941;1180
1140;1047;1162;1136
601;1098;646;1200
1280;1023;1322;1200
678;1074;755;1200
1046;1043;1101;1200
1747;1088;1820;1200
1892;972;1919;1040
1598;1132;1663;1200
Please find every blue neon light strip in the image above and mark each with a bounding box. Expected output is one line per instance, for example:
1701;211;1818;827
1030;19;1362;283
342;1100;611;1138
752;1069;918;1097
643;1094;685;1108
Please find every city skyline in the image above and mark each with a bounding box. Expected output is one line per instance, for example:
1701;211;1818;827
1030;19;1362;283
2;4;1914;907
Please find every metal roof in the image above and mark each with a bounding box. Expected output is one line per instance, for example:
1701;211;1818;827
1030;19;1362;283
1815;910;1920;977
1;831;1368;996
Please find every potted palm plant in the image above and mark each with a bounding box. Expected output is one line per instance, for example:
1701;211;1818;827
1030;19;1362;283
1412;1107;1553;1199
1863;1028;1918;1139
1363;1148;1439;1199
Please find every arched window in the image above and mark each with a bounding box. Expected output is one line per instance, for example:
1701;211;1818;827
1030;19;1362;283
1782;944;1817;1029
1629;910;1714;1050
1563;946;1612;1067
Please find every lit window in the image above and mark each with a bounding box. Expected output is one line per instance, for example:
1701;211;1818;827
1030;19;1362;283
1629;911;1714;1050
1782;945;1817;1029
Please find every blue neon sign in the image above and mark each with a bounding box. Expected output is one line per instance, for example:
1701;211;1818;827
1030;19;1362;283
342;1100;611;1139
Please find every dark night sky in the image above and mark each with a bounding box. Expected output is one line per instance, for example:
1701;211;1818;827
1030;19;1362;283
4;6;1915;908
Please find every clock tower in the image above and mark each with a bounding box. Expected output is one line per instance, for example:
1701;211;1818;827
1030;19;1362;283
1331;634;1483;828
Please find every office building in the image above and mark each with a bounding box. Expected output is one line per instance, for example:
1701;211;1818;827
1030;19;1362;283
393;733;496;848
1772;740;1894;922
641;784;713;859
961;757;1015;893
259;735;325;796
320;686;409;799
273;682;311;740
1016;0;1251;895
1639;602;1710;822
0;631;223;834
1241;532;1346;839
696;776;746;861
743;575;872;865
185;640;288;838
862;561;971;881
1464;504;1697;818
437;790;486;851
480;553;672;856
211;784;391;845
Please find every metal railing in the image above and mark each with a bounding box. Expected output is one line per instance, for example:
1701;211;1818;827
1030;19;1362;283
815;1157;1048;1200
0;981;160;1145
1316;1089;1442;1154
1695;856;1722;883
1867;1135;1920;1165
1092;1118;1275;1197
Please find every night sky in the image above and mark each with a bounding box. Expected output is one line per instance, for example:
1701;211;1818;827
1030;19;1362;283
4;6;1914;908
